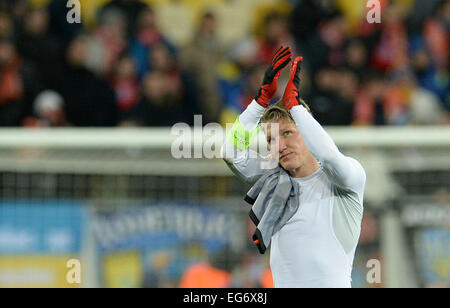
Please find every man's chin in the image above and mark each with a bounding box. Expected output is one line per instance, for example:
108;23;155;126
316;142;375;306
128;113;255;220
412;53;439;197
280;156;305;171
280;161;297;172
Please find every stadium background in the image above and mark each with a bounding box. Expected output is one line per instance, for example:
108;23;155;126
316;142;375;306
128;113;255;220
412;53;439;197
0;0;448;288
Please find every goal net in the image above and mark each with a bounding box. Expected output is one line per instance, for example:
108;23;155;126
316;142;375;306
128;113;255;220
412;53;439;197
0;127;448;288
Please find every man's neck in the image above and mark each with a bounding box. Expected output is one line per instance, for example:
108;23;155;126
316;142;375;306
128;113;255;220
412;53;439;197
289;154;320;178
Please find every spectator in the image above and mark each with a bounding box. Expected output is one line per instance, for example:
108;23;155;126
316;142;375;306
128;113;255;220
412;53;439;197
335;68;359;125
16;7;62;89
98;0;149;37
257;12;298;65
353;72;384;125
124;40;198;126
406;0;442;35
423;0;449;70
179;261;231;288
179;248;241;288
0;37;41;126
55;34;117;127
150;43;184;100
393;70;446;125
343;39;369;81
370;3;409;72
0;11;14;39
289;0;333;45
260;268;274;288
22;90;69;127
142;251;172;288
47;0;83;43
0;0;17;13
181;11;224;124
0;0;447;128
419;0;450;109
130;7;174;78
217;35;260;125
120;71;184;126
409;86;446;125
309;67;355;125
306;12;347;75
91;7;128;77
219;64;267;121
410;37;449;110
0;0;27;27
353;71;409;126
113;54;140;117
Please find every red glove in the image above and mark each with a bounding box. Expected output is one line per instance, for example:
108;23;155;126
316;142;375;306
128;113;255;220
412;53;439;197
282;56;303;111
254;46;292;108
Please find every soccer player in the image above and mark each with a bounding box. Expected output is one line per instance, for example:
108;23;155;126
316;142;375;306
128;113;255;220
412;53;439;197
222;47;366;288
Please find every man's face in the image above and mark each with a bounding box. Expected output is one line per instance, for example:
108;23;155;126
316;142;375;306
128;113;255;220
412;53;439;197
265;118;309;172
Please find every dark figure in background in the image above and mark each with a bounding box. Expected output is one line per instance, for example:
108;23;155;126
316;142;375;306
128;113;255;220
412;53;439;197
343;39;369;82
99;0;149;37
353;72;388;126
305;12;347;75
112;54;140;115
54;34;117;126
120;71;185;126
0;11;14;39
289;0;336;45
258;12;298;65
0;38;41;126
22;90;70;128
309;67;355;126
16;7;62;90
181;12;224;123
121;42;197;126
47;0;83;43
129;7;175;79
178;249;241;288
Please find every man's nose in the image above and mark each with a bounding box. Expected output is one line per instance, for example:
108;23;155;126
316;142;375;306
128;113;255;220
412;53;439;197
278;138;287;154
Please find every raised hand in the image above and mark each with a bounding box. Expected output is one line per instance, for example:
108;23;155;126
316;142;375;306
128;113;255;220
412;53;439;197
254;46;292;108
282;56;303;111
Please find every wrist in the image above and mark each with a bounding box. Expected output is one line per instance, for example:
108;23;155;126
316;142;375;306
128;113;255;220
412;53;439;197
239;100;266;131
255;98;270;108
282;96;299;111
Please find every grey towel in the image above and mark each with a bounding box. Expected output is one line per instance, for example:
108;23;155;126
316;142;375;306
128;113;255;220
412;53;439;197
244;166;300;254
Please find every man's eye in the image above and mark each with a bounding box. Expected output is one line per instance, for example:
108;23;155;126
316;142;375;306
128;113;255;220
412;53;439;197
284;131;292;136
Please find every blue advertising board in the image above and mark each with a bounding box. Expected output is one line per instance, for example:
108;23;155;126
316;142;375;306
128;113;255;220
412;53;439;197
0;201;86;255
92;200;244;253
91;200;245;286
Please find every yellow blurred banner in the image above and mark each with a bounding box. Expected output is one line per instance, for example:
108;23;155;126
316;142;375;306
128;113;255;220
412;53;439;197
103;251;142;288
0;256;80;288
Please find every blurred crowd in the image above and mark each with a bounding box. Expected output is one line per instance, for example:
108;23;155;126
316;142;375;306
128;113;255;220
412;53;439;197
0;0;448;128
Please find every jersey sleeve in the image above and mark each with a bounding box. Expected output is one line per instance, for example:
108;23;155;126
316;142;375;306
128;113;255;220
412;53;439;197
221;100;277;184
289;105;366;198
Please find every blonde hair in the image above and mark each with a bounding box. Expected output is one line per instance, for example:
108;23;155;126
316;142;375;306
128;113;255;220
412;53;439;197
260;99;311;125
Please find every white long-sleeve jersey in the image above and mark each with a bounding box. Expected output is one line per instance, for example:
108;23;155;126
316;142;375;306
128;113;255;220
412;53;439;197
222;100;366;288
